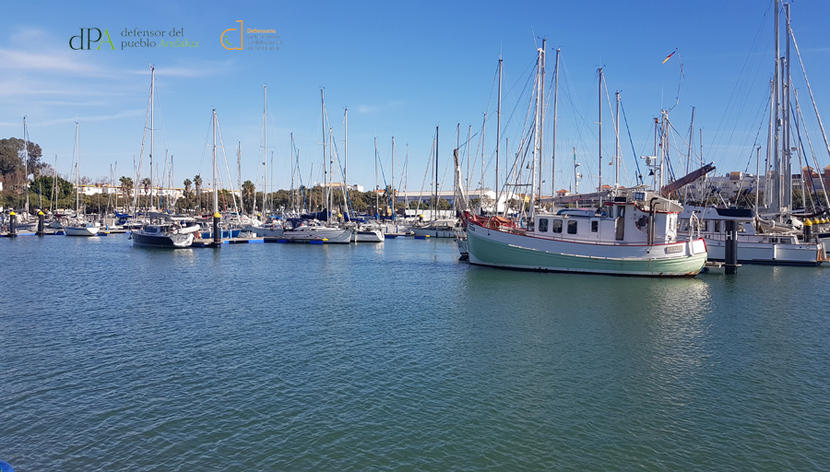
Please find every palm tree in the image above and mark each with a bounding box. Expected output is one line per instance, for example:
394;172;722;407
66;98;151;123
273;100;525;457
182;178;192;211
140;177;151;209
194;174;202;213
241;180;256;214
119;176;133;202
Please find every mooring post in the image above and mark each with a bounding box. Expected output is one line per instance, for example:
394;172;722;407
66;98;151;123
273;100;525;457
9;211;16;237
725;219;738;275
213;211;221;247
37;210;45;235
803;218;812;242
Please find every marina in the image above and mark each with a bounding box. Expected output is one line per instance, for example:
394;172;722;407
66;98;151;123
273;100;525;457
2;0;830;470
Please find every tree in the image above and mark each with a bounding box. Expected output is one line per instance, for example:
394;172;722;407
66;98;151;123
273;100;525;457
194;174;202;212
183;178;192;198
119;176;134;201
0;137;43;177
241;180;256;214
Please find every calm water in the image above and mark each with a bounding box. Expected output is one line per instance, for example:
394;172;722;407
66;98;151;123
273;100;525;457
0;235;828;471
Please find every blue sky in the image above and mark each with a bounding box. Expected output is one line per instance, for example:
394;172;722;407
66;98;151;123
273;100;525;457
2;0;830;194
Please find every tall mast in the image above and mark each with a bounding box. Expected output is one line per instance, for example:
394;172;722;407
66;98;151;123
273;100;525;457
404;144;409;212
237;141;242;214
328;128;334;218
374;137;379;219
391;136;395;216
263;84;268;216
496;57;503;213
75;121;80;215
755;145;762;215
530;47;542;220
783;2;792;211
150;65;154;211
289;132;295;213
456;123;460;214
480;112;486;207
772;0;781;212
684;106;696;202
551;48;560;200
320;89;327;220
614;91;620;189
652;117;659;191
573;146;579;194
434;126;439;220
537;38;546;202
344;108;348;193
212;109;218;216
597;67;603;199
23;116;29;213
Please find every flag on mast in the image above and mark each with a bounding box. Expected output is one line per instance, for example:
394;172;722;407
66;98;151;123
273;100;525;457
662;49;677;64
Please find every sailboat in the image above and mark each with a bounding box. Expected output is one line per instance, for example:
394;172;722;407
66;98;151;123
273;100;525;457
281;89;352;244
352;135;385;242
64;122;101;237
132;66;197;248
675;1;826;265
412;126;461;238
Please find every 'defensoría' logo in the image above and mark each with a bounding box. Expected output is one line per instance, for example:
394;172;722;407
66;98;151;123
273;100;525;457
69;27;115;50
220;20;244;50
220;20;280;51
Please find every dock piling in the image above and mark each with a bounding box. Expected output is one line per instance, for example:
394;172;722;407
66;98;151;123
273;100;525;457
725;220;738;275
37;210;45;236
9;211;16;237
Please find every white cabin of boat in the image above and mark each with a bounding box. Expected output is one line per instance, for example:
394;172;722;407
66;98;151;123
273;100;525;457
531;192;683;245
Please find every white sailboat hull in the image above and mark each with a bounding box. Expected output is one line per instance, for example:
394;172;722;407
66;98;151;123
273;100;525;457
353;229;385;242
701;236;823;265
281;226;352;244
64;225;100;237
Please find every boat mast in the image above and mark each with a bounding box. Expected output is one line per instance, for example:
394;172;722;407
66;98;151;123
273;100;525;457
264;95;269;215
530;47;541;221
344;107;348;209
150;65;154;212
212;109;218;217
615;91;621;189
328;127;334;218
236;141;242;214
74;121;80;216
320;88;328;222
772;0;781;213
551;49;560;202
391;136;396;220
685;106;695;201
537;38;546;203
434;126;439;221
374;137;379;219
496;57;503;214
404;144;409;213
23;116;29;213
597;67;603;201
783;2;792;212
480;112;486;208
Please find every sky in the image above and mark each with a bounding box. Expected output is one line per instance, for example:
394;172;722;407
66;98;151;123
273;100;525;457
2;0;830;195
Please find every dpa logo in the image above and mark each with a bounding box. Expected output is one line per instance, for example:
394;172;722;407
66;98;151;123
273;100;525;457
69;27;115;50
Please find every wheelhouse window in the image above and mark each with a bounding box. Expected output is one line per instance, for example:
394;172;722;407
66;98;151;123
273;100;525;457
591;220;598;232
552;219;563;233
714;221;721;233
567;220;578;234
538;218;549;232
